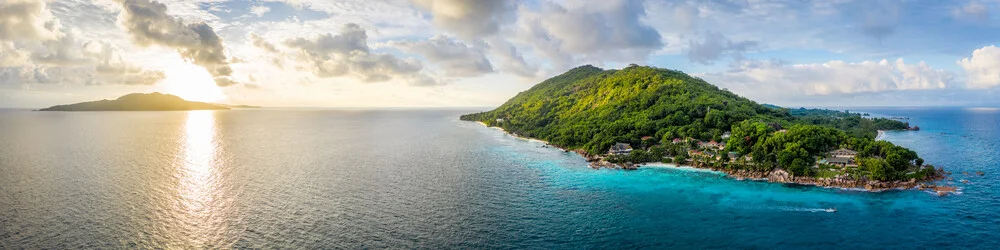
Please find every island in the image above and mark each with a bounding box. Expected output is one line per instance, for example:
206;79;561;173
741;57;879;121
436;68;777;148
461;64;952;194
38;92;230;111
221;104;261;109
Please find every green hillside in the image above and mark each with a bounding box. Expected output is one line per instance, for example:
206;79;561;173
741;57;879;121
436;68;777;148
462;65;785;153
461;65;929;180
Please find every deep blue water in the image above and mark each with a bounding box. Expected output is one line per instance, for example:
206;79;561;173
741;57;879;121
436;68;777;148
0;108;997;248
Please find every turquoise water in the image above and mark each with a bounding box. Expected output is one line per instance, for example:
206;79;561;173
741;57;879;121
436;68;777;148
0;108;997;248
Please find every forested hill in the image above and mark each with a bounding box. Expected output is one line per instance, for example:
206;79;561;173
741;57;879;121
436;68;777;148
460;65;908;155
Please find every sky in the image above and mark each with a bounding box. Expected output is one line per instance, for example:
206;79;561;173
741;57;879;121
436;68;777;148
2;0;1000;108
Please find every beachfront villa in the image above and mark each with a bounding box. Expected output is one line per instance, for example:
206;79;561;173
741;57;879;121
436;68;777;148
727;152;740;160
829;148;858;158
823;148;859;167
608;143;633;155
698;141;726;150
825;157;856;167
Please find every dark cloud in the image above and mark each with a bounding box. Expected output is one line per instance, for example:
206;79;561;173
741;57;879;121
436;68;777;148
283;23;369;55
394;35;493;77
411;0;516;39
282;24;438;86
115;0;237;87
517;0;663;69
686;31;760;65
860;1;900;40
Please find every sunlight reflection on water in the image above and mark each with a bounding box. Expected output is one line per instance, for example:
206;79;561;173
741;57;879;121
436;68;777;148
172;111;227;248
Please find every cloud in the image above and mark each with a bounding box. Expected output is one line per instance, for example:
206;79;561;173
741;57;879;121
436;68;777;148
0;0;165;87
281;24;439;86
0;41;30;67
250;5;271;17
394;35;493;77
701;58;955;100
0;0;62;41
1;62;165;86
515;0;663;69
83;41;166;85
486;37;539;78
411;0;515;39
29;34;89;66
953;1;990;22
114;0;237;86
283;23;369;55
671;2;700;31
249;33;279;54
687;31;760;65
0;39;166;86
958;45;1000;89
860;1;900;40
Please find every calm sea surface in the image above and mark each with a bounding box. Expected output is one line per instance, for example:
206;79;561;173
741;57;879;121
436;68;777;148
0;108;997;248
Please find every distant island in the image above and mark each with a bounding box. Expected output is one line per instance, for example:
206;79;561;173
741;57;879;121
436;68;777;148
461;64;952;194
39;92;230;111
222;104;261;109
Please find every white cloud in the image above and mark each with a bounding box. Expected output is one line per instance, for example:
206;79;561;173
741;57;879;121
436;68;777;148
0;0;63;41
250;5;271;17
958;45;1000;89
0;0;165;88
701;58;955;101
0;41;31;67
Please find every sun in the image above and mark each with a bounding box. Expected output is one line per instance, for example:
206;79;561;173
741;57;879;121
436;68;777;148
159;62;227;103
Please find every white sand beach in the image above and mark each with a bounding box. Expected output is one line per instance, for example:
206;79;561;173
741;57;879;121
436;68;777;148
638;162;725;174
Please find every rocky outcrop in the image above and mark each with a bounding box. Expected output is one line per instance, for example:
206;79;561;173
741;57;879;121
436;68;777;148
703;166;949;193
587;160;638;170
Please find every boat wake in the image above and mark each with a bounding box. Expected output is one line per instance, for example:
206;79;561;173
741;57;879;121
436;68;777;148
775;206;837;213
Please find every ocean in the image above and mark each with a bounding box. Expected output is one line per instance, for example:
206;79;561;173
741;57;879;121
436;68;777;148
0;108;997;248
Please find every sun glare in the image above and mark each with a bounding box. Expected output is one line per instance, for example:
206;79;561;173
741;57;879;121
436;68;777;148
160;62;227;103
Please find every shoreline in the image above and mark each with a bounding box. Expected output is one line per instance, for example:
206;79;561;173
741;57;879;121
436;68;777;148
876;130;886;141
636;160;952;193
478;121;554;146
472;121;954;194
